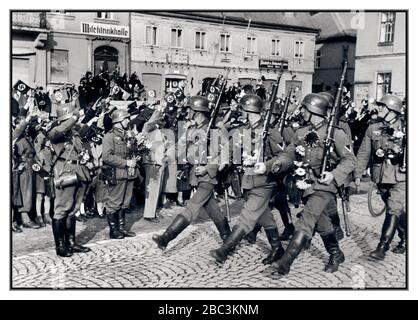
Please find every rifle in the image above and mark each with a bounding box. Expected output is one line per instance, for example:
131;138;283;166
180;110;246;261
256;72;282;163
202;70;232;221
320;60;351;237
277;75;296;138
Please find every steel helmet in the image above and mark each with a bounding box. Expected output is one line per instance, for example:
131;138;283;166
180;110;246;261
378;94;403;114
111;109;130;124
56;103;76;122
240;94;263;114
318;92;335;108
187;95;210;113
300;93;329;117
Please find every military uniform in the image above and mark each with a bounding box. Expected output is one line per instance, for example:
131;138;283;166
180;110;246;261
152;96;231;251
270;123;355;237
355;94;406;259
210;94;288;265
48;104;92;257
102;110;138;239
269;93;356;275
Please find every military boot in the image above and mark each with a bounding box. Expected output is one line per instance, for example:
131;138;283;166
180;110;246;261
118;209;136;237
107;211;124;239
278;208;295;241
392;212;406;254
213;217;231;242
152;214;189;250
52;218;72;258
271;231;309;276
66;216;91;253
279;224;295;241
370;214;399;260
321;233;345;273
262;227;285;265
244;224;262;244
210;225;247;264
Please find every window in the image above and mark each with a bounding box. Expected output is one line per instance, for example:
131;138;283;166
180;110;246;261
246;37;256;55
146;26;157;46
315;50;321;68
220;34;231;53
170;28;183;48
97;12;113;20
294;40;304;58
195;31;206;50
12;58;29;85
377;72;392;100
380;12;395;43
271;39;280;56
51;50;69;83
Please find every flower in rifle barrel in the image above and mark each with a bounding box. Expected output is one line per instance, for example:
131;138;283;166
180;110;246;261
393;145;402;154
295;145;306;157
376;148;385;158
79;150;90;164
296;180;312;190
295;167;306;176
393;130;405;140
293;161;304;167
304;130;320;148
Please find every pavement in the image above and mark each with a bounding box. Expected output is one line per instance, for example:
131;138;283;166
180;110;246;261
12;182;406;289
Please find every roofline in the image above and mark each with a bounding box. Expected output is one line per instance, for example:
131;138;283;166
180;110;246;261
317;34;357;43
136;11;321;34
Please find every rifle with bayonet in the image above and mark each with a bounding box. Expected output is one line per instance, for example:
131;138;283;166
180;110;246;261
320;59;351;237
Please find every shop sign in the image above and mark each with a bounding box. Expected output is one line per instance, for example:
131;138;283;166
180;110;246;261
259;59;288;70
81;22;129;39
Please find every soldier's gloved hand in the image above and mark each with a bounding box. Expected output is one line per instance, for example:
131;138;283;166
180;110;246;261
126;159;136;168
318;171;334;185
195;166;207;176
254;162;267;175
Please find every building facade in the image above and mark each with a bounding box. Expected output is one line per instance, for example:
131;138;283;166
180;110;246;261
311;12;356;95
354;11;406;106
130;12;319;98
12;12;49;88
12;11;131;89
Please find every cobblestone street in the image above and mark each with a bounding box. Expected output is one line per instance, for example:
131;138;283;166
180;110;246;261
12;184;406;289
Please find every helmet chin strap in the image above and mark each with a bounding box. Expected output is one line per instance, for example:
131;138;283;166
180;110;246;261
382;110;398;125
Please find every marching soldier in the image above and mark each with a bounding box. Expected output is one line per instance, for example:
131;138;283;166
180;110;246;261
355;94;406;259
48;103;92;257
210;94;288;265
152;96;231;250
102;109;138;239
245;100;295;243
318;91;353;241
263;93;356;275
